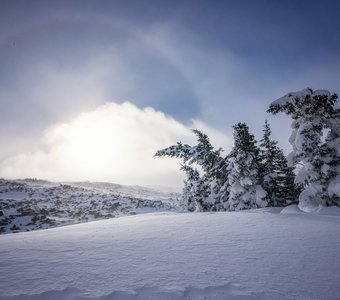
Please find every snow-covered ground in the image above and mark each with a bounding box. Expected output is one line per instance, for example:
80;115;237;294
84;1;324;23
1;206;340;299
0;179;180;233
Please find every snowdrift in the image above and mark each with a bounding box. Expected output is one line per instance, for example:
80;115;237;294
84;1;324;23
1;209;340;299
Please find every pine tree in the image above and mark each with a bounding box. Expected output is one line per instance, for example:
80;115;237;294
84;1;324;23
227;123;267;211
211;157;230;210
319;106;340;206
190;130;225;178
259;120;299;206
154;142;193;163
180;165;206;211
258;120;279;206
155;129;227;211
190;130;230;210
274;149;301;205
268;88;340;211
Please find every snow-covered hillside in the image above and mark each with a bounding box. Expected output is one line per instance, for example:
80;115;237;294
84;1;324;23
1;207;340;299
0;179;180;234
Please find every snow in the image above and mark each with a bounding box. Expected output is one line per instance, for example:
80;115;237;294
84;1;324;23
269;88;340;211
314;205;340;216
280;204;304;214
298;183;324;212
1;209;340;300
270;88;331;106
271;88;312;106
281;204;340;217
313;89;332;97
328;136;340;156
0;179;180;233
328;175;340;198
255;185;267;206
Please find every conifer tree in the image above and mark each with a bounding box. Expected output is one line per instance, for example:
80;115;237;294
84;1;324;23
227;123;267;211
190;130;230;210
180;165;205;211
258;120;278;206
318;106;340;206
268;88;340;211
259;120;299;206
274;149;301;205
155;130;227;211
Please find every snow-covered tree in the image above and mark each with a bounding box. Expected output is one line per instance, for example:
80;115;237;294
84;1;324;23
274;149;301;205
268;88;340;211
190;130;230;210
227;123;267;211
323;110;340;205
180;165;208;211
155;130;227;211
258;120;278;206
259;120;299;206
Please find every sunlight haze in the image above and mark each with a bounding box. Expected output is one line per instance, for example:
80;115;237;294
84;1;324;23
1;0;340;187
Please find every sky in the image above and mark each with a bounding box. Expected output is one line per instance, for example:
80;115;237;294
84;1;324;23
1;0;340;188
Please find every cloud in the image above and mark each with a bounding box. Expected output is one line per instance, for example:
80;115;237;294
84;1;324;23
0;16;300;158
0;102;232;188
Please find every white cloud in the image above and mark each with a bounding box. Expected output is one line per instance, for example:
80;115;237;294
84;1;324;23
0;102;232;188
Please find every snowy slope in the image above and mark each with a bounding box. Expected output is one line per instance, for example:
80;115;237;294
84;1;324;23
1;207;340;299
0;179;180;234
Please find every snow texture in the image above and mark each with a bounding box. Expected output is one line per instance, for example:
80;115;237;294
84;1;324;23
270;88;331;106
1;208;340;300
0;179;180;234
269;88;340;211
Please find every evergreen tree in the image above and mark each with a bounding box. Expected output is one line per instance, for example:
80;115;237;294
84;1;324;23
259;120;299;206
154;142;193;163
211;157;230;210
319;105;340;206
155;130;227;211
180;165;206;211
258;120;279;206
190;130;225;178
227;123;267;211
190;130;230;210
274;149;301;205
268;88;340;211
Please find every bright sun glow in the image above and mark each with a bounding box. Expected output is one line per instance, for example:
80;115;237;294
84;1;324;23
0;102;231;188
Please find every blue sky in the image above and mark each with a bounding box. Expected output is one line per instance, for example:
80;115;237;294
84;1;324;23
1;0;340;186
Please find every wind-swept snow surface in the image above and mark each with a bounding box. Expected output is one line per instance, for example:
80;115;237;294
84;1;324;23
1;209;340;299
0;179;179;233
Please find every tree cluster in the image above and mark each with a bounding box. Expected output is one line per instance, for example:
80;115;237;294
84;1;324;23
156;88;340;212
155;121;299;211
